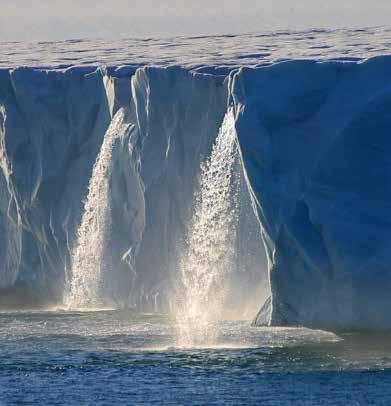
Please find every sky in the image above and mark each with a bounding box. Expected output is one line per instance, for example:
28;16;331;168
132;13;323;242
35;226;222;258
1;0;391;41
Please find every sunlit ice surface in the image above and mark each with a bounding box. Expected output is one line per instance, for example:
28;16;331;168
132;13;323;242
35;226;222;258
1;310;391;405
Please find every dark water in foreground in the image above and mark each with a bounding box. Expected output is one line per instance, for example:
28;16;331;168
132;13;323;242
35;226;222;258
0;310;390;405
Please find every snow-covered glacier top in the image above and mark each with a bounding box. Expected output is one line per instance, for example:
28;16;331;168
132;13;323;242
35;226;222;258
2;27;391;68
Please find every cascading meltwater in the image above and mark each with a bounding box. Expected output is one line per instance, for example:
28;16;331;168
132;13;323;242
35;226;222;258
64;109;129;309
175;108;239;346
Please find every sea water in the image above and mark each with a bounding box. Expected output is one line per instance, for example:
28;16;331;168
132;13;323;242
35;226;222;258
1;310;391;405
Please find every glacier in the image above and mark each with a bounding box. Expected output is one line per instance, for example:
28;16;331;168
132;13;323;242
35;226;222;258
1;30;391;329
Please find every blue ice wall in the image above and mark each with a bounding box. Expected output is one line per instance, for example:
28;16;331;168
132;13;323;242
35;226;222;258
232;57;391;328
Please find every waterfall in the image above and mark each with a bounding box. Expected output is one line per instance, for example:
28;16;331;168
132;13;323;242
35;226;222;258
175;108;239;346
64;109;128;309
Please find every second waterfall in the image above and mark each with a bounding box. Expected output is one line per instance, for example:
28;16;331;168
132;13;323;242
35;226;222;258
64;109;130;309
175;108;239;346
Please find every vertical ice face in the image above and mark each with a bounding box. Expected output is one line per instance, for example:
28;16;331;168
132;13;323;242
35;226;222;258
122;67;233;312
232;58;391;328
175;108;239;346
0;67;112;307
64;109;130;309
0;65;268;315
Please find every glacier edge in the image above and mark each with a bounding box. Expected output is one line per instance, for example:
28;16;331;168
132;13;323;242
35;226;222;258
1;57;390;329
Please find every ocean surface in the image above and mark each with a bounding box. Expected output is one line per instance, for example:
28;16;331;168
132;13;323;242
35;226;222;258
1;310;390;405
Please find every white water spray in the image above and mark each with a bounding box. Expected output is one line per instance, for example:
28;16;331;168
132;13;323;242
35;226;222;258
175;108;239;346
64;109;128;309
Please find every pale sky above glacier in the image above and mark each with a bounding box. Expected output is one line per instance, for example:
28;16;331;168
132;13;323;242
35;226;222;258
1;0;391;41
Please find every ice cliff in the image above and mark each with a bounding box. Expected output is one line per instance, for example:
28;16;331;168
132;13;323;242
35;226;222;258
0;65;266;313
0;67;111;306
232;56;391;328
1;55;391;329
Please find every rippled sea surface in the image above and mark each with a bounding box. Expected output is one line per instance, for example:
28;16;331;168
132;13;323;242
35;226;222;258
1;310;391;405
